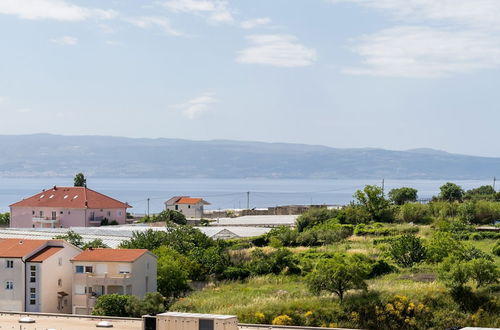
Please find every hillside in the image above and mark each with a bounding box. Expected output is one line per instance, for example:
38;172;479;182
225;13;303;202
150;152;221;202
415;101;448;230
0;134;498;179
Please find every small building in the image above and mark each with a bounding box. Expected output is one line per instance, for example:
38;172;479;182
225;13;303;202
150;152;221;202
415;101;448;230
9;186;131;228
165;196;210;218
0;238;81;313
71;248;157;315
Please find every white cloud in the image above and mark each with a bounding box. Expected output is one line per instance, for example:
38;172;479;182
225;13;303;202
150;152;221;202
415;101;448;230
177;92;217;119
125;16;183;36
16;108;32;113
344;26;500;78
0;96;6;104
330;0;500;29
50;36;78;46
236;34;317;68
240;17;271;29
162;0;234;24
0;0;117;21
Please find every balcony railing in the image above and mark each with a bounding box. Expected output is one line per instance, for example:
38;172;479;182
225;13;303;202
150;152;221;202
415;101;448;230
82;273;132;286
89;216;104;223
32;217;60;227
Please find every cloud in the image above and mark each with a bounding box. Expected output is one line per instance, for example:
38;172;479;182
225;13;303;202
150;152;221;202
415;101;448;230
344;26;500;78
177;92;217;119
0;0;117;21
162;0;234;24
240;17;271;29
0;96;6;104
50;36;78;46
236;34;317;68
125;16;183;36
16;108;32;113
329;0;500;29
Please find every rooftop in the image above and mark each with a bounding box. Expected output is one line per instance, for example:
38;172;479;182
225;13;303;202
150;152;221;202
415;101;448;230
26;246;64;262
72;248;149;262
0;238;51;258
10;186;130;209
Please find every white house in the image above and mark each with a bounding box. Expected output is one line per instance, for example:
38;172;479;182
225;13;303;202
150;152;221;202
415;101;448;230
165;196;210;218
0;238;81;313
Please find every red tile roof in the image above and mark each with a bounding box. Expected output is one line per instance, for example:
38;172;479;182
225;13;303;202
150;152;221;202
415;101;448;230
26;246;64;262
177;197;207;205
71;249;149;262
10;186;130;209
0;239;50;258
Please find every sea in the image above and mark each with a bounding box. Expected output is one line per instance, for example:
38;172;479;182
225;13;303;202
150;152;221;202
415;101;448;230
0;178;495;214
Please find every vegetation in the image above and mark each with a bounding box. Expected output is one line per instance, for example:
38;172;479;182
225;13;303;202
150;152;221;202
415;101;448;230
110;183;500;328
141;210;187;225
92;292;166;317
73;172;86;187
0;212;9;226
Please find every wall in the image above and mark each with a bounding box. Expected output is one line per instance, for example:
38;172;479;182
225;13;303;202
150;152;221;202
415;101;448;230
167;203;203;218
130;253;157;297
0;258;24;311
38;245;80;314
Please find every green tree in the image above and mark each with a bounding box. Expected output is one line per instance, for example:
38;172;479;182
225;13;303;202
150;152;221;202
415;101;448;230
156;210;187;225
119;229;169;250
336;204;371;225
74;173;86;187
163;226;214;255
388;187;418;205
439;182;464;202
155;247;191;300
0;212;10;226
306;254;370;303
468;258;499;288
92;294;130;317
439;256;499;289
465;185;496;199
353;185;391;221
54;230;83;248
81;239;109;250
389;234;426;267
425;232;464;263
125;292;166;317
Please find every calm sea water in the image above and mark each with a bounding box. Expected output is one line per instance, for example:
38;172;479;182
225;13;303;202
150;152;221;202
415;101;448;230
0;177;494;214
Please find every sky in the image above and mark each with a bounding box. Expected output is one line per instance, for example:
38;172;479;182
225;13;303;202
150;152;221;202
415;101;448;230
0;0;499;157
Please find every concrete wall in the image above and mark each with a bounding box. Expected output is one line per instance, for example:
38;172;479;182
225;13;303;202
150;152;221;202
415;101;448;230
131;253;157;296
0;258;25;311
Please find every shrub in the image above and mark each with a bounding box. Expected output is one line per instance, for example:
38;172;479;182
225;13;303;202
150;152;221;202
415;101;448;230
388;187;418;205
337;204;371;225
295;208;339;232
221;266;250;281
389;234;426;267
396;203;431;224
493;241;500;257
92;294;130;317
272;315;294;326
425;231;464;263
368;259;395;278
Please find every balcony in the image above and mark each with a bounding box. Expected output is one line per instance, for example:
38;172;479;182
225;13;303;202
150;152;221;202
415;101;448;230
88;216;104;224
32;217;60;228
84;273;132;287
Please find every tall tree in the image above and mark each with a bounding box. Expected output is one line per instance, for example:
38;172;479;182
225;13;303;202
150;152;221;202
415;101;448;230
388;187;418;205
439;182;464;202
74;172;86;187
353;185;390;221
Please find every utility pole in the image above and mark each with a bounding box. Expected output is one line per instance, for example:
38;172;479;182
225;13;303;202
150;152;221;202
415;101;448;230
494;177;497;191
246;191;250;209
147;198;150;217
382;178;385;195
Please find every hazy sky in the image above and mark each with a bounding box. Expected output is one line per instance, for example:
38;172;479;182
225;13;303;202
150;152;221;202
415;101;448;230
1;0;499;156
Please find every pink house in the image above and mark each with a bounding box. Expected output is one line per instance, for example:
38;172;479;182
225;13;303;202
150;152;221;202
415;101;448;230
9;186;131;228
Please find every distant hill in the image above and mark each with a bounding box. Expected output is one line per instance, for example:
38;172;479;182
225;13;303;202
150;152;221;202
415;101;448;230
0;134;498;179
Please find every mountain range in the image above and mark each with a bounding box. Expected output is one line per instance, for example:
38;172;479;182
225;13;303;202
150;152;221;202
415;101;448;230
0;134;498;179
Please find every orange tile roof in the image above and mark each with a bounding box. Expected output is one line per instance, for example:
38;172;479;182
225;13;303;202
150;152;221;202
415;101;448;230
176;197;203;205
10;186;130;209
71;249;149;262
26;246;64;262
0;239;50;258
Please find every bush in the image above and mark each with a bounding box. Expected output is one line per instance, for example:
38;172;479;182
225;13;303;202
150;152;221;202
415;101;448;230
337;204;371;225
92;294;130;317
354;223;418;236
389;234;426;267
368;259;395;278
221;266;250;281
396;203;431;224
272;315;294;326
425;231;464;263
493;241;500;257
295;208;339;232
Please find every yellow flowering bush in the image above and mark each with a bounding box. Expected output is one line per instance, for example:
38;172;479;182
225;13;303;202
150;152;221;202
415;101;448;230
272;315;294;326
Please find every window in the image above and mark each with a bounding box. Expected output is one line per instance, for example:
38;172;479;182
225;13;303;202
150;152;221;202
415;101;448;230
68;211;71;215
60;211;63;214
5;281;13;290
107;211;111;217
32;210;35;215
30;266;36;283
175;205;178;210
58;279;62;287
75;285;85;295
30;265;36;271
30;299;36;305
58;257;62;266
188;205;191;208
75;265;84;273
6;260;13;268
85;266;93;273
117;211;122;217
